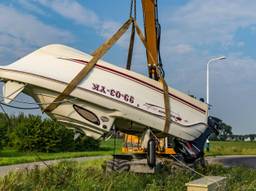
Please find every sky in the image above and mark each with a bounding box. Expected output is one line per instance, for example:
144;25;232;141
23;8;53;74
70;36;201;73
0;0;255;134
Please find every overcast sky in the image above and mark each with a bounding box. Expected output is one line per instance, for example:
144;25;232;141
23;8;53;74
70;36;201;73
0;0;255;134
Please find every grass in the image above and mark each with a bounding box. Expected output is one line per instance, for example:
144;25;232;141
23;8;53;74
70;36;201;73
206;141;256;156
0;159;256;191
0;139;123;166
1;140;256;190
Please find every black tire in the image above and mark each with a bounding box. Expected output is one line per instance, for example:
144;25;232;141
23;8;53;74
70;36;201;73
147;139;156;168
105;159;130;172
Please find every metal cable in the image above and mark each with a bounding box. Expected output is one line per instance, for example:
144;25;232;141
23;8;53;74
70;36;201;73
129;0;133;18
129;0;136;19
170;154;221;189
0;100;58;176
154;0;165;78
0;102;11;132
134;0;136;20
33;152;55;172
0;92;77;106
0;101;40;110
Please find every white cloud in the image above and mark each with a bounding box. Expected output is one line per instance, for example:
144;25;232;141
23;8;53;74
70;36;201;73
169;44;194;54
37;0;120;39
209;55;256;134
159;0;256;87
215;56;256;87
162;0;256;46
100;20;121;39
17;0;46;15
36;0;133;54
38;0;99;27
158;1;256;133
0;5;73;64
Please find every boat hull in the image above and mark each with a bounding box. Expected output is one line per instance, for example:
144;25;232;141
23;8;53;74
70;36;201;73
0;44;208;140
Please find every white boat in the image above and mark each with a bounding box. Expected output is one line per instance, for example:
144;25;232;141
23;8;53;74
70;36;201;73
0;44;208;140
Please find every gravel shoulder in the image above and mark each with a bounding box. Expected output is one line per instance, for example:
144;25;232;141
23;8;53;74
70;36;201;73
0;155;110;177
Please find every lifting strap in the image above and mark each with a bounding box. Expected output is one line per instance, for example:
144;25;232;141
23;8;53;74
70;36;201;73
134;20;171;133
44;18;133;112
126;0;136;70
126;22;135;70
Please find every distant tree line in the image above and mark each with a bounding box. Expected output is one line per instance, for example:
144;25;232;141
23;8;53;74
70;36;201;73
208;116;256;141
0;113;100;152
226;134;256;141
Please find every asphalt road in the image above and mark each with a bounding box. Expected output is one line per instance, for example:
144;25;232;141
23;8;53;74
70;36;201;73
0;155;110;177
206;155;256;168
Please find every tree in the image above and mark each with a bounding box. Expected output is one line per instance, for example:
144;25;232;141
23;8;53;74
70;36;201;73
208;116;233;141
5;113;100;152
0;113;10;149
218;123;233;140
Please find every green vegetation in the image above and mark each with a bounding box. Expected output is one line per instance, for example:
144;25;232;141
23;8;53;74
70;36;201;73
0;139;122;166
1;140;256;166
0;159;255;191
0;113;101;152
206;141;256;156
0;112;124;166
1;112;256;167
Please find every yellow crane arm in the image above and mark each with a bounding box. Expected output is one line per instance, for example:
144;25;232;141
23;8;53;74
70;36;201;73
141;0;159;80
141;0;170;133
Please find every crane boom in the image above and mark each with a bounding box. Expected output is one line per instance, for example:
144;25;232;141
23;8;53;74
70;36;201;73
141;0;159;80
